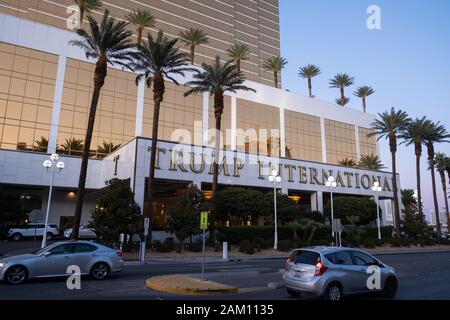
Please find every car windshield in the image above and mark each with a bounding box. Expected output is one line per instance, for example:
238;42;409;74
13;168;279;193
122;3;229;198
33;244;56;255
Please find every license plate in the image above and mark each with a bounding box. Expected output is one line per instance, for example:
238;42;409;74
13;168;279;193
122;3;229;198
292;270;306;279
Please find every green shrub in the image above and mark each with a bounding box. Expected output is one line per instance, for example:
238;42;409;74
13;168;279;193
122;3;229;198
277;240;294;252
362;239;375;249
365;226;393;239
186;242;202;252
154;240;174;253
254;237;267;250
239;240;255;254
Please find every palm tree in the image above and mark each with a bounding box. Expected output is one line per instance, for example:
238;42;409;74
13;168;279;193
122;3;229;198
226;43;250;73
74;0;102;24
298;64;321;98
329;73;355;103
335;97;350;106
178;27;208;64
423;121;450;237
399;117;430;221
97;141;121;156
263;56;287;88
354;86;375;113
338;158;357;167
60;137;84;155
368;107;410;234
358;154;385;170
33;136;48;152
184;56;256;239
446;156;450;183
434;153;450;231
125;9;155;46
131;30;192;237
69;10;135;239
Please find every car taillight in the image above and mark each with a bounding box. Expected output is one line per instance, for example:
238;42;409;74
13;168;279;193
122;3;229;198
116;251;123;257
285;256;294;270
315;261;328;276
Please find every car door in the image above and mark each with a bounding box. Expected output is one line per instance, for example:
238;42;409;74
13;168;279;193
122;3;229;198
70;243;98;274
350;250;382;293
34;244;74;277
329;251;363;294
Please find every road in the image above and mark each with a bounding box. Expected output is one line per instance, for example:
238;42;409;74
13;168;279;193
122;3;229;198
1;251;450;300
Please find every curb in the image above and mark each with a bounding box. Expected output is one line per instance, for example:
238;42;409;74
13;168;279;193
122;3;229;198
145;275;238;295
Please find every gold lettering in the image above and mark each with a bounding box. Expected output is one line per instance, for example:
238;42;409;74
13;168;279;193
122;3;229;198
383;177;392;192
344;172;354;188
189;152;205;174
355;173;361;188
336;171;346;188
169;150;188;172
155;148;166;169
361;174;371;189
310;168;323;185
233;158;245;177
209;156;230;176
258;161;265;179
299;166;308;184
284;164;296;182
321;169;333;184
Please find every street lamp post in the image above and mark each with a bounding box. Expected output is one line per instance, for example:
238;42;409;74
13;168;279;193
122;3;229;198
42;154;64;248
269;169;281;250
325;176;337;241
372;181;382;240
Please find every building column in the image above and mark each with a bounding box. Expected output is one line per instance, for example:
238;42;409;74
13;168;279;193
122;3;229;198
279;107;286;157
202;92;209;146
47;55;67;154
231;96;237;150
310;191;324;213
134;79;145;137
320;118;327;163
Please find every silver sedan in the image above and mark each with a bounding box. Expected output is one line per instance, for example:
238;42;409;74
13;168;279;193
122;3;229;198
283;247;398;300
0;241;124;284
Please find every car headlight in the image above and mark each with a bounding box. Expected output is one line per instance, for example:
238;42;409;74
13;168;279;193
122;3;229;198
0;263;5;268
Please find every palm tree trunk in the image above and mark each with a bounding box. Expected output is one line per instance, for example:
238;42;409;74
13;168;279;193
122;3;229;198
308;78;312;98
427;143;442;236
79;7;84;26
274;70;278;88
71;58;107;240
340;86;345;100
211;90;224;244
389;133;401;235
414;142;424;222
236;59;241;73
362;97;367;113
439;170;449;229
146;73;165;231
137;27;143;46
190;44;195;64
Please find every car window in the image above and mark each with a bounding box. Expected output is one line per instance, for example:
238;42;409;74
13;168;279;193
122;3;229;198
26;224;36;229
49;225;58;229
332;251;353;265
73;243;97;253
49;244;73;255
352;251;378;266
294;250;320;265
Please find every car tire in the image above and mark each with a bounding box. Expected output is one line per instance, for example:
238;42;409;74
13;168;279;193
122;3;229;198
46;233;53;241
90;262;110;280
11;233;22;241
383;277;398;299
286;288;301;297
323;283;343;301
5;265;28;284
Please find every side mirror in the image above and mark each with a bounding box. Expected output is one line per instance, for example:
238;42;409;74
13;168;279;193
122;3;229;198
43;251;51;257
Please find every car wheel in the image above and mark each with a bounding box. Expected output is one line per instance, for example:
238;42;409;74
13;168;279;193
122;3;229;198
46;233;53;241
324;283;343;301
383;277;398;298
286;288;301;297
91;262;109;280
5;266;28;284
12;233;22;241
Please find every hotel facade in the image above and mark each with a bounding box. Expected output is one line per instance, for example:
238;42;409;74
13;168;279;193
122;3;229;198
0;0;398;231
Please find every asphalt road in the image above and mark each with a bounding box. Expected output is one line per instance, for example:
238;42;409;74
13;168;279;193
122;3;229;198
1;251;450;300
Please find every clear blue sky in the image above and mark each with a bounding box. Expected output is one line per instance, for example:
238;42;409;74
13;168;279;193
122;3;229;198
279;0;450;222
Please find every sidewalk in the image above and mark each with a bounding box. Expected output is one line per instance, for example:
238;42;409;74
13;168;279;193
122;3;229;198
124;244;450;264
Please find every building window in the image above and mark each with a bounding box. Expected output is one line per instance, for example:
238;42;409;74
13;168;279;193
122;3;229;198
359;127;378;157
325;119;357;164
58;58;137;158
284;110;322;162
0;43;56;152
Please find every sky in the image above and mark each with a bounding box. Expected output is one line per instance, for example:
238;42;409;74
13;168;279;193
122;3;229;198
279;0;450;223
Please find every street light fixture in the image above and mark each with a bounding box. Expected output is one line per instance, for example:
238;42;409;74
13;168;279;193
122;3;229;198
372;181;383;240
42;153;64;248
325;176;337;240
269;169;282;250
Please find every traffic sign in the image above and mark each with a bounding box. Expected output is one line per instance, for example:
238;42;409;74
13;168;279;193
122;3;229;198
200;211;208;230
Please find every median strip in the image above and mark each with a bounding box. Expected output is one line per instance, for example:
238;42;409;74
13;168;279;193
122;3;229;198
145;274;238;295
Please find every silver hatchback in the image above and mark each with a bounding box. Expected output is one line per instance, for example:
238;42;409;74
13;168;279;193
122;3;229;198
0;241;124;284
282;247;398;300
